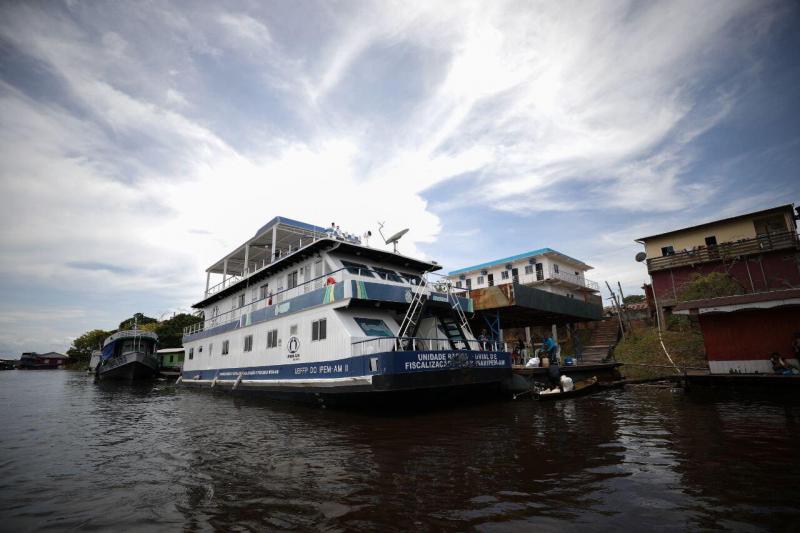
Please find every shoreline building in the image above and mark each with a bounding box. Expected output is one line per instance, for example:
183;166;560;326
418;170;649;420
447;247;599;299
636;203;800;374
446;248;603;355
18;352;69;369
636;204;800;317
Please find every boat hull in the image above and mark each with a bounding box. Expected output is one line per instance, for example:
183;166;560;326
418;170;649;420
97;351;159;381
179;350;512;407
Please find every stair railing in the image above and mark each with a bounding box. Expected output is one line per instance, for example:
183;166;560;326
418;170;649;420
396;272;430;350
446;282;475;340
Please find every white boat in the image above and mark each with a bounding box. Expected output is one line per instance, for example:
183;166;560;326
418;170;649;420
179;217;512;406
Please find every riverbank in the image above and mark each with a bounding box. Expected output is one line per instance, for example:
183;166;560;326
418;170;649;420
613;325;708;380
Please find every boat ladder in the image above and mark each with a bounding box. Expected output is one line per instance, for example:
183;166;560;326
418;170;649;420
396;273;430;349
447;283;475;340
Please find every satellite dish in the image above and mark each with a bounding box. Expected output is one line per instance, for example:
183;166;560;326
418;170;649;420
385;228;409;245
377;222;409;253
635;252;647;262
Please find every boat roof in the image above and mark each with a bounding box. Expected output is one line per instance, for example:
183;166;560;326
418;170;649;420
206;216;332;275
448;247;592;276
103;330;158;348
194;237;440;308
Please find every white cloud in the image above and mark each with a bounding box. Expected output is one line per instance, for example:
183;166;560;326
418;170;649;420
0;0;790;353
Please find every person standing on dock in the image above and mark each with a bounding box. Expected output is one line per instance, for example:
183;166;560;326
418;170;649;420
543;334;558;364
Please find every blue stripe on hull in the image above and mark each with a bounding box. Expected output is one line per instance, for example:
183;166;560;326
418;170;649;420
182;350;511;382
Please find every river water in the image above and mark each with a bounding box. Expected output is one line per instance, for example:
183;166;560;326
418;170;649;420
1;371;799;532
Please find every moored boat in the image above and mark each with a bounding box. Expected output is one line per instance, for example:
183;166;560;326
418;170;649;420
179;216;513;406
96;330;159;380
535;376;599;400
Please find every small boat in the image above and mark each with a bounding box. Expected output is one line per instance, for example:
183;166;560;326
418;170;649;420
87;349;101;374
535;376;599;401
96;330;159;381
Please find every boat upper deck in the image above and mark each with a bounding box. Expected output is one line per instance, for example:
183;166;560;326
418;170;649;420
197;217;440;307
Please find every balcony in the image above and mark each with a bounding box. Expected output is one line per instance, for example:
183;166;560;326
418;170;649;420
545;267;600;291
646;230;800;273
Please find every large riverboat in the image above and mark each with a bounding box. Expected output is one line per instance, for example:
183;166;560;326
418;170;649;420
96;330;160;380
180;217;512;405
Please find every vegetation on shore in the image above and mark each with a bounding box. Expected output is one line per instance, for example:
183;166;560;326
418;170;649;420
613;322;707;380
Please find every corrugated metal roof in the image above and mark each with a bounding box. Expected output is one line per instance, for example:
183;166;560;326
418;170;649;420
253;216;328;238
635;204;795;242
673;288;800;311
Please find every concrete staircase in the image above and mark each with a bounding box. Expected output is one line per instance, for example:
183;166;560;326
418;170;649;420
581;319;621;363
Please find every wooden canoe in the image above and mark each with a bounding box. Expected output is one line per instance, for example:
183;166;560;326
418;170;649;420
535;376;599;401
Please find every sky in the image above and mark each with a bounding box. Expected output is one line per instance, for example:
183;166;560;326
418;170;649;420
1;0;799;356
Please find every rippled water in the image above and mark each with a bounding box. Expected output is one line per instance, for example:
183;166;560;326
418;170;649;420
2;371;799;531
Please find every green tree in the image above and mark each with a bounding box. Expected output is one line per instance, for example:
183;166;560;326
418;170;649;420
679;272;744;301
67;329;114;361
155;313;202;348
623;294;645;304
118;313;158;331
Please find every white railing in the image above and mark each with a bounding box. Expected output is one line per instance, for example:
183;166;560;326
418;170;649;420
547;267;600;291
204;233;370;298
184;267;444;337
351;337;508;356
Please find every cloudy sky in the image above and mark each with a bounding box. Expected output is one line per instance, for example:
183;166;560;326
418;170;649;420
1;0;798;355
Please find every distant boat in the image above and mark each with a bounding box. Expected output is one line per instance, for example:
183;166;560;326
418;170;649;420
96;330;159;380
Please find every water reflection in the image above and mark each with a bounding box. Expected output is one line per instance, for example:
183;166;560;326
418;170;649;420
1;372;800;531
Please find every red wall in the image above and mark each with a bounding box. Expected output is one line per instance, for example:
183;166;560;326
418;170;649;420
698;307;800;361
651;251;800;304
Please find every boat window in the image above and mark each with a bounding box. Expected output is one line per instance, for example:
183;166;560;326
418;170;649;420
354;318;393;337
477;275;485;285
259;284;269;299
287;271;298;289
209;343;213;356
524;265;533;275
267;329;278;348
222;340;229;355
372;267;402;282
456;281;462;288
290;324;298;335
198;345;203;353
341;260;373;277
399;272;422;285
238;294;246;307
188;347;194;360
501;271;509;280
312;318;327;341
243;335;253;352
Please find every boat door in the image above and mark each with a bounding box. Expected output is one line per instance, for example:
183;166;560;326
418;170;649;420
511;268;519;283
488;273;494;287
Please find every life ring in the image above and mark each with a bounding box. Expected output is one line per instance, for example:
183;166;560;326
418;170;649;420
326;276;336;285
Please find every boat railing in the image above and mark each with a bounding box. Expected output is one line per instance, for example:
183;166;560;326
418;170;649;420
204;233;367;297
183;267;443;337
351;336;508;356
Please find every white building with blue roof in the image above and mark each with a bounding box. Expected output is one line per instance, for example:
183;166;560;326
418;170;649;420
447;247;599;298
